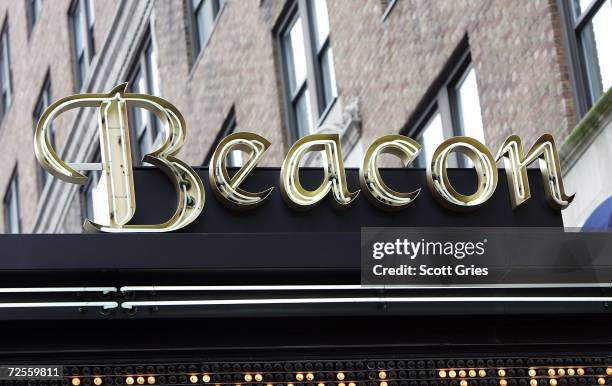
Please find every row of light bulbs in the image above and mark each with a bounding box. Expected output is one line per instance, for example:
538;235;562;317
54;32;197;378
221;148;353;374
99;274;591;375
438;367;612;386
72;378;373;386
440;367;612;377
72;376;157;386
436;377;608;386
70;371;381;386
69;367;612;386
530;367;612;386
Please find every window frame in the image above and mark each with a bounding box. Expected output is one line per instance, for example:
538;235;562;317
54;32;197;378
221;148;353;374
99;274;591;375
381;0;399;21
558;0;610;117
402;44;484;168
186;0;224;65
26;0;43;35
410;103;454;168
277;0;338;144
69;0;95;91
0;17;13;125
448;58;481;137
3;168;21;234
33;73;53;192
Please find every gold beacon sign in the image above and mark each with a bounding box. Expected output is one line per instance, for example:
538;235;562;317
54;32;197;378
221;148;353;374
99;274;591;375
34;85;574;233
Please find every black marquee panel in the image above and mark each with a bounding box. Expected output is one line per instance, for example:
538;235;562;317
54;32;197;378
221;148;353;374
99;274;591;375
0;168;610;379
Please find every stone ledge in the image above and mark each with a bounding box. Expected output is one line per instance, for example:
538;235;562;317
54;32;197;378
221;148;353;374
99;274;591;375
303;96;362;166
560;87;612;174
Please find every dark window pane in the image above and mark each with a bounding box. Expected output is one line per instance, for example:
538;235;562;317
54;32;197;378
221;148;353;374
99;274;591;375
454;66;485;143
71;0;94;89
295;88;313;137
283;17;307;94
194;0;221;53
73;2;84;54
85;0;94;28
145;42;160;96
84;168;108;224
128;37;160;163
1;92;7;113
320;46;337;109
571;0;596;19
78;56;86;86
580;4;612;103
0;26;12;120
279;0;338;140
415;112;444;168
225;119;242;167
30;0;42;25
138;130;151;159
311;0;330;50
34;79;53;189
4;174;21;234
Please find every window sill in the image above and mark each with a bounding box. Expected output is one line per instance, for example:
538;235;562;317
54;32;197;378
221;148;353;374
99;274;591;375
316;96;338;128
560;86;612;174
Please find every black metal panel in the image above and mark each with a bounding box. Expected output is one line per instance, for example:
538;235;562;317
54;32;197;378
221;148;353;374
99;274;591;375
0;167;579;322
131;167;562;232
1;315;612;364
0;168;561;272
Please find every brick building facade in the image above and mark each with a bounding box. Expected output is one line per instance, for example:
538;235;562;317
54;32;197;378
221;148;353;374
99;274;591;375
0;0;607;233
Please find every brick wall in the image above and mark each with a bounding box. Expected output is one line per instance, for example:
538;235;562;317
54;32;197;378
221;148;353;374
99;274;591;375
0;0;117;232
0;0;577;233
327;0;575;151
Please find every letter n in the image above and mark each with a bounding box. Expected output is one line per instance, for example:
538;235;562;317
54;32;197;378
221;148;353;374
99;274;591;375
496;134;574;210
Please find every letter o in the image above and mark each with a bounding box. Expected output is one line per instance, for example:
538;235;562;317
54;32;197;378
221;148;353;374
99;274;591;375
426;136;498;211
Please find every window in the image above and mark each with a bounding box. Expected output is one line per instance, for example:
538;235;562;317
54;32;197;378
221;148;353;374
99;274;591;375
416;112;445;168
279;0;338;141
452;65;485;144
27;0;43;31
403;47;485;168
33;75;53;190
3;171;21;233
127;34;161;164
0;20;12;122
203;107;242;167
70;0;94;90
381;0;399;21
561;0;612;116
81;150;109;225
188;0;223;61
